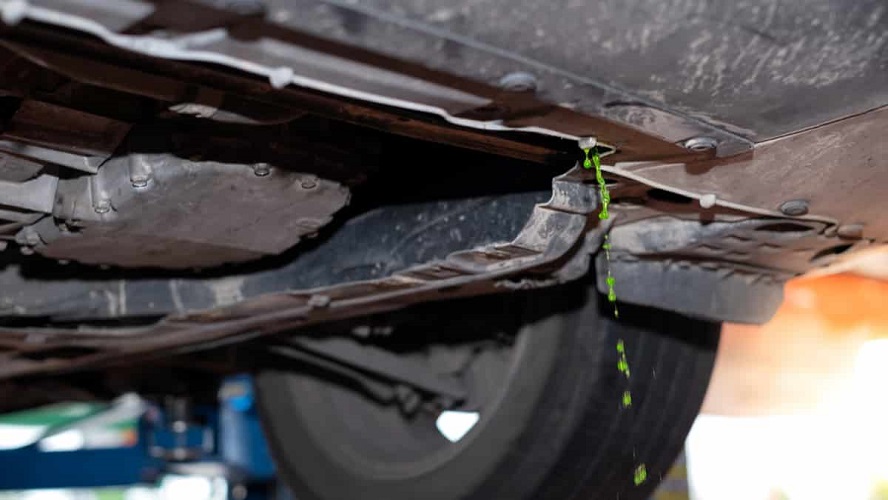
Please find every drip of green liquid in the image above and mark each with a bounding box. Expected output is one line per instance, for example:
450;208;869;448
583;147;610;220
622;390;633;408
582;147;618;318
585;147;645;487
616;339;631;378
633;464;648;486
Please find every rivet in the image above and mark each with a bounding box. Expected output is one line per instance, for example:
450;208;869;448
699;194;717;209
0;0;28;26
268;67;294;89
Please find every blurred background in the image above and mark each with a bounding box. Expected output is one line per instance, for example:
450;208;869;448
656;254;888;500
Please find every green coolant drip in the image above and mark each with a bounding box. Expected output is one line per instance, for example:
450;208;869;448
583;147;619;318
621;390;633;408
616;339;631;378
582;148;610;220
603;236;619;318
585;145;642;488
633;464;648;486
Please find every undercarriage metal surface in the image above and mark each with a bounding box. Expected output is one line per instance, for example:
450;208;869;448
41;152;350;268
0;0;703;164
0;0;885;391
261;0;887;142
618;106;888;242
0;192;547;319
0;168;600;381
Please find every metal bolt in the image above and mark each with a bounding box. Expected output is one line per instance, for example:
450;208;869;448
300;176;318;189
252;163;271;177
94;199;111;214
131;175;150;188
682;136;719;152
779;199;809;216
577;136;598;150
837;223;864;239
499;71;537;92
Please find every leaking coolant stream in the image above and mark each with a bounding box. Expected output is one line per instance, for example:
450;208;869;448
583;147;647;488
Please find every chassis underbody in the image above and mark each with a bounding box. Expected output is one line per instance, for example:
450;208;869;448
0;0;885;408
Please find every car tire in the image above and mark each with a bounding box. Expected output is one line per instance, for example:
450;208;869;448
255;281;720;500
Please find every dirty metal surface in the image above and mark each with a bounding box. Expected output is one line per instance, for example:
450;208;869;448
617;106;888;241
594;214;867;323
0;192;547;319
0;29;566;166
2;100;131;167
0;169;598;381
269;0;888;142
34;153;349;268
1;0;709;164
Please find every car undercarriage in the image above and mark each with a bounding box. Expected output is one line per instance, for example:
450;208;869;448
0;0;885;498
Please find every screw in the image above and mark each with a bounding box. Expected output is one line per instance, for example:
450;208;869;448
837;223;864;239
94;199;111;214
682;136;719;152
252;163;271;177
577;136;598;150
499;72;537;92
779;199;809;216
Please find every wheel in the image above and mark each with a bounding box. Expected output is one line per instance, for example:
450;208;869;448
255;281;720;500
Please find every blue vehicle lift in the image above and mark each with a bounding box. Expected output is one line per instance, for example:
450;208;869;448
0;376;281;499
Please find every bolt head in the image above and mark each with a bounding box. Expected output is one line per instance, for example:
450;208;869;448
94;199;111;214
682;136;719;152
131;175;150;188
300;176;319;189
252;163;271;177
779;199;809;216
498;71;537;92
